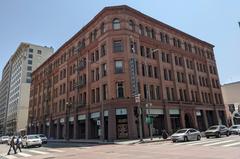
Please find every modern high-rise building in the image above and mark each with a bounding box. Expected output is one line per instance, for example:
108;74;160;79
4;42;53;135
221;81;240;125
0;59;12;136
27;5;225;141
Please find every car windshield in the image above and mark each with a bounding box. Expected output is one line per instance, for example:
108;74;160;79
2;136;8;139
231;126;240;129
39;135;46;137
176;129;187;134
208;126;218;130
28;135;39;139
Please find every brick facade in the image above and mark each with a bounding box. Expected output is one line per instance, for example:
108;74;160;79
27;5;226;141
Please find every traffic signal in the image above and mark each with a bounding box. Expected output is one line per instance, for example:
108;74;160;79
134;106;139;118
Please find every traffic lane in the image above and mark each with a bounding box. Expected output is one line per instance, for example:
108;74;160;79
31;142;240;159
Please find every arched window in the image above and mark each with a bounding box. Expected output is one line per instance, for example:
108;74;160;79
112;18;120;30
129;20;135;31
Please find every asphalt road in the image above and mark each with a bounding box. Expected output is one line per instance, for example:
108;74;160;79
1;135;240;159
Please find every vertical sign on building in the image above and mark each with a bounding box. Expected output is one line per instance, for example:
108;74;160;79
129;58;138;96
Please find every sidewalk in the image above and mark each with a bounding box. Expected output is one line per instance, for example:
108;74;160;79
114;137;171;145
48;137;171;145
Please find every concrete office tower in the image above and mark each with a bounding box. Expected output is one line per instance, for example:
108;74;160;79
0;59;12;136
5;42;53;135
28;5;225;141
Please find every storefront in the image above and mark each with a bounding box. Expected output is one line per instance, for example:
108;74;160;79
59;118;64;139
77;114;86;139
169;109;180;132
206;110;214;126
104;110;108;140
116;108;128;139
90;112;100;139
196;110;206;131
147;108;165;136
53;120;58;139
45;121;49;137
68;116;74;139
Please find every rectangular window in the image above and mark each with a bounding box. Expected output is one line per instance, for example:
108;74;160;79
28;54;33;58
140;46;145;56
96;88;100;102
27;66;32;71
142;64;146;76
113;40;123;52
103;84;107;100
100;44;106;57
116;82;124;98
28;60;32;65
37;50;42;55
156;86;160;100
29;48;33;52
102;63;107;76
91;89;95;103
115;60;123;74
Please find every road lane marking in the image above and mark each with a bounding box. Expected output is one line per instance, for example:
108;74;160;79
203;140;234;146
18;152;32;157
27;149;49;155
222;142;240;147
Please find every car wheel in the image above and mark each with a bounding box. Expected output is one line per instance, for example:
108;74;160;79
206;136;209;139
216;132;221;138
197;135;201;140
39;144;42;147
184;136;188;142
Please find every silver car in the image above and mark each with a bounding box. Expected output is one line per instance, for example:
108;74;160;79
171;128;201;142
0;136;9;144
22;135;42;148
229;125;240;135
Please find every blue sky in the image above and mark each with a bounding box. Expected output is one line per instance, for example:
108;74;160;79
0;0;239;84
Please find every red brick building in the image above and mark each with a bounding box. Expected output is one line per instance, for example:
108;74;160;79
27;5;226;141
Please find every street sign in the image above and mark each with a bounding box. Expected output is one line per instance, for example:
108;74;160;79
97;120;101;126
135;94;140;103
145;116;153;125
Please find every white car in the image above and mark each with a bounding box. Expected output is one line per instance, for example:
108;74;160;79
22;135;42;148
0;136;9;144
171;128;201;142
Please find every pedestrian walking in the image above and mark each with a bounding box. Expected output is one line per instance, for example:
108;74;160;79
7;136;17;155
16;136;22;152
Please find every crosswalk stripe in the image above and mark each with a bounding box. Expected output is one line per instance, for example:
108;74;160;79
3;155;18;159
18;152;32;157
27;149;49;155
186;139;223;146
222;142;240;147
47;148;64;152
203;140;234;146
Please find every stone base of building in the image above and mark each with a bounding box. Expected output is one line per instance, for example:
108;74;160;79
28;100;227;141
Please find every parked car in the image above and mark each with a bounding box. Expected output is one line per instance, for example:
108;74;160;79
0;136;9;144
22;135;42;148
171;128;201;142
36;134;47;144
205;125;230;138
229;125;240;135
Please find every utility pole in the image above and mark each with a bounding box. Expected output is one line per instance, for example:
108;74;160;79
130;36;143;142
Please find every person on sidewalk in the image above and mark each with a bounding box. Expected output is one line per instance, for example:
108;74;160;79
7;136;17;155
16;136;22;152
